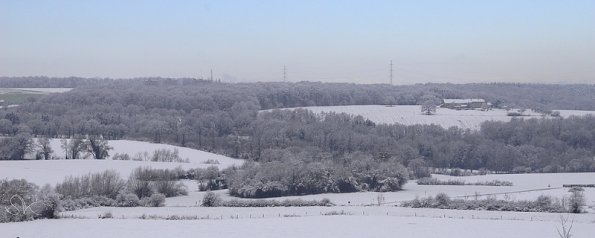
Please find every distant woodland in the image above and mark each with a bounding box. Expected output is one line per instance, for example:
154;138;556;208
0;77;594;197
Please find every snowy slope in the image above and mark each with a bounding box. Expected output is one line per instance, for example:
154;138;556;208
1;139;243;186
266;105;594;130
11;88;73;93
46;139;241;167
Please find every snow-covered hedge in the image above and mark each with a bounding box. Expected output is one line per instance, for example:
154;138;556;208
402;193;567;213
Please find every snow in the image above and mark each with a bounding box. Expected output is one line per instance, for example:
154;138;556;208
0;88;73;94
3;214;594;238
61;204;595;223
45;139;242;167
265;105;595;130
443;99;485;104
3;140;595;237
49;171;595;238
12;88;73;93
2;134;594;237
0;139;243;186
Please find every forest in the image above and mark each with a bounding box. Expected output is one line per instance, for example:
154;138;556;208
1;77;594;197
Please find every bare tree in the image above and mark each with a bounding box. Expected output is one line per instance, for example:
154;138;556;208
568;187;585;213
11;132;33;160
36;137;53;160
61;137;85;160
557;215;574;238
86;136;112;160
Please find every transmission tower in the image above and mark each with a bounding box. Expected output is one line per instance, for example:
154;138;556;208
389;60;393;85
283;65;287;82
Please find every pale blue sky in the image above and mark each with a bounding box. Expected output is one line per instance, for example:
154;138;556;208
1;0;594;84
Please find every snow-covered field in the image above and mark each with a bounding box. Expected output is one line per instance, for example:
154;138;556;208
3;138;595;237
48;172;595;238
45;139;242;167
160;173;595;210
266;105;595;130
62;204;595;223
4;212;595;238
0;139;243;186
0;87;73;94
11;88;73;93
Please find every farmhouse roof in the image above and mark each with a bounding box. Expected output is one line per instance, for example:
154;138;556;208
443;99;485;104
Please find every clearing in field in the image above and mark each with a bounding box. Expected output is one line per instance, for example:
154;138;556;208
268;105;595;130
0;88;73;105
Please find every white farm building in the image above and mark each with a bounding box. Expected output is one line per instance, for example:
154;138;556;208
442;99;488;110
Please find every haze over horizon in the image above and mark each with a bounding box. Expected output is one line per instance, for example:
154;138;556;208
1;0;594;84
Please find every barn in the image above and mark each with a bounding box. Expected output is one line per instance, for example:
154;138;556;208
442;99;488;110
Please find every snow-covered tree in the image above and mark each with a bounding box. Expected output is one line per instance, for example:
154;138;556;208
421;100;437;115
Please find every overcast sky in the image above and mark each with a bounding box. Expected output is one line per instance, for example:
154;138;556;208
1;0;594;84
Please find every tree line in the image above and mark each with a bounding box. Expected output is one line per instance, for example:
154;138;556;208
0;79;593;171
0;78;594;198
2;77;594;110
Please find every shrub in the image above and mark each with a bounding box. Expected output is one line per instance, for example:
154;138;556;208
55;170;125;199
131;167;186;181
322;210;350;216
153;180;187;197
0;179;38;223
61;196;117;211
227;158;409;198
416;178;512;186
127;167;188;198
201;192;221;207
150;148;189;163
0;179;38;205
112;153;131;161
99;211;113;219
402;194;566;213
435;193;450;207
0;179;62;222
478;180;513;186
378;177;406;192
127;177;153;198
0;206;34;223
33;193;62;219
203;159;220;165
218;198;333;207
141;193;166;207
193;166;225;191
116;192;140;207
417;178;464;185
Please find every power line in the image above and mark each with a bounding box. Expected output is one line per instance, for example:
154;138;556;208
283;65;287;82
